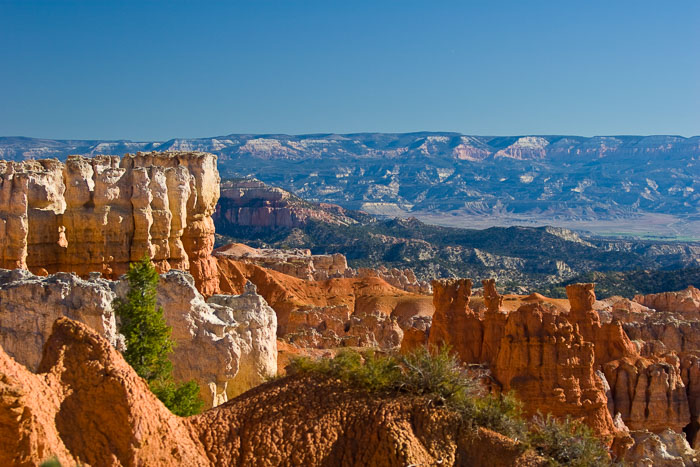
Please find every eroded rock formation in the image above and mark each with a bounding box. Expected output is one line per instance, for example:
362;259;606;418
493;303;617;438
357;265;432;294
215;178;353;229
215;258;432;350
214;243;431;293
0;268;276;408
0;318;209;466
424;279;700;452
634;286;700;319
0;151;220;294
214;243;349;281
1;317;543;466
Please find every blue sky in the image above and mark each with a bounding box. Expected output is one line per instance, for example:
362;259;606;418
1;0;698;140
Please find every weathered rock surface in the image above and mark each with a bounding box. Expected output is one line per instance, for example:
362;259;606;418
626;429;698;467
0;151;220;294
357;265;432;294
206;282;277;400
634;286;700;319
214;242;349;281
1;317;543;466
425;279;631;440
214;243;431;293
494;303;617;438
424;278;700;453
188;374;543;467
0;268;121;371
215;178;354;229
216;258;432;349
566;283;638;365
0;318;209;466
0;268;276;408
603;356;690;433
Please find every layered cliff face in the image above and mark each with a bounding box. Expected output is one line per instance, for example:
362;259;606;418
215;178;354;229
493;303;617;438
0;268;276;408
0;151;220;294
214;242;431;293
634;286;700;318
1;317;542;467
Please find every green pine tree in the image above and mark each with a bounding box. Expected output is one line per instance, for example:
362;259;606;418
114;255;204;416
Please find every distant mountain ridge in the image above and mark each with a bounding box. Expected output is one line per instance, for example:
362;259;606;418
2;133;699;162
2;133;699;239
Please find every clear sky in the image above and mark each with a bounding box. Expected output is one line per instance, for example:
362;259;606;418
1;0;698;140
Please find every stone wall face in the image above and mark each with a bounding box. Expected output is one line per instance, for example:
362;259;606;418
0;152;220;293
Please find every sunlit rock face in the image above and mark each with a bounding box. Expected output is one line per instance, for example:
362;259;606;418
0;268;277;409
0;151;220;294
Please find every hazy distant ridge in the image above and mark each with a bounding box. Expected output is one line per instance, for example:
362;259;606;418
2;133;699;162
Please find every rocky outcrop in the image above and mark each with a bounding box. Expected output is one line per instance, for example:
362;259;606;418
357;266;432;294
214;243;349;281
423;278;700;448
0;268;276;408
566;283;638;364
216;258;432;350
603;356;690;433
214;243;430;293
0;151;220;294
188;374;542;467
626;429;698;467
0;318;209;466
0;268;122;371
427;278;482;361
1;317;543;466
493;303;617;438
426;278;507;365
206;282;277;399
634;286;700;319
215;178;353;229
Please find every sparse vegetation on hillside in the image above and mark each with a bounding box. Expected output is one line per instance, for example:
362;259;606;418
538;267;700;299
289;347;610;465
529;413;610;467
114;255;204;416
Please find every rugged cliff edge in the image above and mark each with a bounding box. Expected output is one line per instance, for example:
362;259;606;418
0;151;220;294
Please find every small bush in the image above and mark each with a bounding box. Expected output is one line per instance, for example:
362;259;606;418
529;413;610;467
150;378;205;417
289;349;402;392
289;347;526;439
399;346;478;401
464;392;528;442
